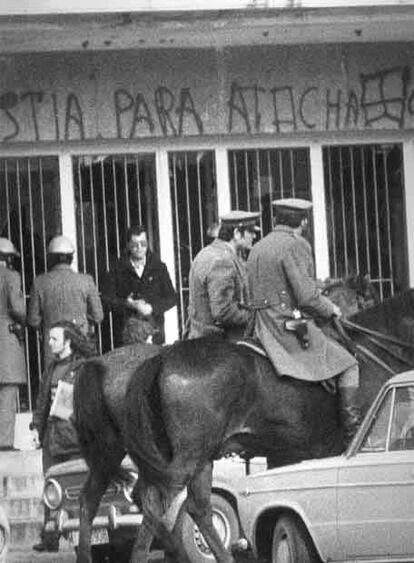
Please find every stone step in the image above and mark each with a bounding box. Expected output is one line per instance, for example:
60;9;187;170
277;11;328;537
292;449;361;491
3;496;43;520
0;449;42;478
2;474;43;499
10;519;43;547
0;449;45;549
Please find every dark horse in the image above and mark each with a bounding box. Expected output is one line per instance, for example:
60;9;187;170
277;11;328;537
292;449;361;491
73;283;414;563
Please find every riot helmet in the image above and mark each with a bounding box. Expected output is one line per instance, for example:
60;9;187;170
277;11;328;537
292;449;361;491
0;237;19;256
47;235;75;255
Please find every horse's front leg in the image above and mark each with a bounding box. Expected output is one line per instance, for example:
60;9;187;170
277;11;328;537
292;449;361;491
184;462;235;563
77;467;116;563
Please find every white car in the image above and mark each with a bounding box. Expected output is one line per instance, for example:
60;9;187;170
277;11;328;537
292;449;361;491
237;370;414;563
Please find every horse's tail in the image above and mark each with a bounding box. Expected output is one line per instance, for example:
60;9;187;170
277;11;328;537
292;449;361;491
125;353;171;485
73;359;119;468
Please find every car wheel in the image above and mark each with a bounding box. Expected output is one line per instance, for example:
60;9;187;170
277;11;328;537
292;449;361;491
271;515;320;563
178;493;240;562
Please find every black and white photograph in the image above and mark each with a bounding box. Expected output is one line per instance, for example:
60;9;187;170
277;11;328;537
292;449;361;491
1;1;414;562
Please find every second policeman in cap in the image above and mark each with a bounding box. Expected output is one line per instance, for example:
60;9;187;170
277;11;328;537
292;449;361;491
246;198;360;447
187;210;260;340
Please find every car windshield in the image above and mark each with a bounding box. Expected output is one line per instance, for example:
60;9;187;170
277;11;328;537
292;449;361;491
359;385;414;453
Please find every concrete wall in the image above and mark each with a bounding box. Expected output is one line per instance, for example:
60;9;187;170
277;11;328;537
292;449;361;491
1;42;413;144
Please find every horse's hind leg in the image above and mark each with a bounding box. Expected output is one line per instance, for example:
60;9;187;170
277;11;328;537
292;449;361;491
184;462;235;563
77;449;124;563
129;479;192;563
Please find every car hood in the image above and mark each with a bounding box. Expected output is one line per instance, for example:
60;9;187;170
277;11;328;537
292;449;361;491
238;454;346;493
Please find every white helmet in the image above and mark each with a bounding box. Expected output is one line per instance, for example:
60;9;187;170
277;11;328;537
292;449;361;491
0;237;19;255
47;235;75;254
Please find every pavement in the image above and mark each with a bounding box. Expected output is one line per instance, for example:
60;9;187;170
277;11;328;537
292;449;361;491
7;549;75;562
7;549;165;562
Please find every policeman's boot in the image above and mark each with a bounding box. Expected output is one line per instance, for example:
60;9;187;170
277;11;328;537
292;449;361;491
339;386;361;448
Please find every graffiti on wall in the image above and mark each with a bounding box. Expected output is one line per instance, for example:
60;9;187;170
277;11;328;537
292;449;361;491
228;66;412;133
0;66;412;143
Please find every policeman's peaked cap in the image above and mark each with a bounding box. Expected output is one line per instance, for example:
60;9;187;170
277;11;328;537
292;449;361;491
220;210;261;231
272;198;313;212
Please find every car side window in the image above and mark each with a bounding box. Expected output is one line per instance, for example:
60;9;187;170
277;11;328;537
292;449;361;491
359;389;393;453
389;386;414;451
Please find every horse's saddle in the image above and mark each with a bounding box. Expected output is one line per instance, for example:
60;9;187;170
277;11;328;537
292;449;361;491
236;337;267;358
236;337;337;394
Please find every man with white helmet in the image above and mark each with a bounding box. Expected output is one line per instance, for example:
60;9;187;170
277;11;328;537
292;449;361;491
28;235;103;367
0;237;26;451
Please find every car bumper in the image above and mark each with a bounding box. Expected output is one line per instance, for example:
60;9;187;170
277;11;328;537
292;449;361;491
45;505;143;538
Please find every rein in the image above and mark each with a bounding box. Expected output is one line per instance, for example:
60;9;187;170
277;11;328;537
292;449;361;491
332;317;396;375
341;319;414;352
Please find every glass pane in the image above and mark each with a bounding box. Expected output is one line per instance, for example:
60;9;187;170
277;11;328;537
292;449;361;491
389;387;414;451
360;389;393;453
323;143;408;300
73;153;158;352
0;156;61;411
169;150;217;336
228;148;312;240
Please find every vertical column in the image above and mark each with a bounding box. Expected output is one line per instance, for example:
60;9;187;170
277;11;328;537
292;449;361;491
309;143;330;281
156;148;179;343
215;47;231;218
215;147;231;217
403;140;414;286
59;153;78;271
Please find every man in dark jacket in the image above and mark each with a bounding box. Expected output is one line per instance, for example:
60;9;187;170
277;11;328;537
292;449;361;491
101;225;176;346
32;320;94;552
247;198;360;446
188;210;260;341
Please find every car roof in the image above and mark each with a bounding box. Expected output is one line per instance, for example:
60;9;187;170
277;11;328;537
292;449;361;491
386;370;414;386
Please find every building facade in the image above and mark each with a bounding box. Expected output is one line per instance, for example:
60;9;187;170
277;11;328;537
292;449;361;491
1;1;414;409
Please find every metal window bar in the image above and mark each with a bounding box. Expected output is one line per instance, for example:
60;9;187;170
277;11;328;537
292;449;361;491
382;147;394;297
0;156;61;412
168;151;217;336
338;148;349;275
170;154;186;332
349;147;360;274
371;146;384;300
322;144;407;299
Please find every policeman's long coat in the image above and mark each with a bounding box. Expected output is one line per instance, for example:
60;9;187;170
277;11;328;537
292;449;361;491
188;238;249;340
0;265;26;385
246;225;356;382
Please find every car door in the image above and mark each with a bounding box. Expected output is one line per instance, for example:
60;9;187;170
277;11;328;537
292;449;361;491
337;384;414;560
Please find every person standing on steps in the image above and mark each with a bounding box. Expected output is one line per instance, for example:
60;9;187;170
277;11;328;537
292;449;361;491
0;237;26;452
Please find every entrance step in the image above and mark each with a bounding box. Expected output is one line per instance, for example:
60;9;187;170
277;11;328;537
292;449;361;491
0;449;44;549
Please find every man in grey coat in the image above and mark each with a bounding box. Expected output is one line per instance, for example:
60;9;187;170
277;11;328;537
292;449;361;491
247;198;360;446
188;210;260;341
28;235;103;368
0;237;26;451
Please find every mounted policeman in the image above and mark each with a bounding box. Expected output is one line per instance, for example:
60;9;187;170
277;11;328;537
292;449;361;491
187;210;260;341
246;198;360;446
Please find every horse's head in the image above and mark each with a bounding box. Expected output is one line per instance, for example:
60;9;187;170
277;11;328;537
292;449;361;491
321;274;379;318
